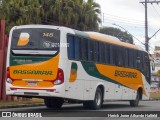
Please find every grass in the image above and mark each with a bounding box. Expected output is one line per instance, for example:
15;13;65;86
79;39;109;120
150;92;160;100
0;98;44;107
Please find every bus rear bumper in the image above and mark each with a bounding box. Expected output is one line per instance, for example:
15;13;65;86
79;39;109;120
6;84;65;98
7;89;62;98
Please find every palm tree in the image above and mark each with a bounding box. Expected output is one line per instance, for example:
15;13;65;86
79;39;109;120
0;0;41;33
0;0;101;34
79;0;101;31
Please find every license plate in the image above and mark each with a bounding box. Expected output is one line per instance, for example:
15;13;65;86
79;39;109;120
28;81;37;86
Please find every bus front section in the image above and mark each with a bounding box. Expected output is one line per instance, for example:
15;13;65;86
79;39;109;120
6;26;64;98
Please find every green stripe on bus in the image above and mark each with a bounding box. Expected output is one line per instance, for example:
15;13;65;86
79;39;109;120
81;61;127;87
10;54;52;66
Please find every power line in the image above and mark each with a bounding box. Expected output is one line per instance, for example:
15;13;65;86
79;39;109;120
151;4;160;17
140;0;160;4
103;12;145;23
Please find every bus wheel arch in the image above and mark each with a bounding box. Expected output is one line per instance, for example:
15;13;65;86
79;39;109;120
137;87;143;100
83;84;104;110
130;87;142;107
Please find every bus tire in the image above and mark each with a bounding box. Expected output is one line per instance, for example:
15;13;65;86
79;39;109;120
130;90;140;107
44;98;52;108
50;98;64;109
83;101;91;109
83;87;103;110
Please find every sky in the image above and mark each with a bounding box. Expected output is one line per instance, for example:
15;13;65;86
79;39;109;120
96;0;160;53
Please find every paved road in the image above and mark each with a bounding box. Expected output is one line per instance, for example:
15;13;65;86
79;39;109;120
0;100;160;118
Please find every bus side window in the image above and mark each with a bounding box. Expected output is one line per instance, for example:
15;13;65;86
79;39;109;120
81;39;88;61
94;41;99;62
124;48;129;67
67;35;75;60
129;49;134;68
145;54;151;83
116;47;123;66
141;52;144;72
105;44;110;64
99;42;105;64
133;50;137;68
75;37;81;60
137;52;141;70
121;47;125;67
110;45;116;65
88;39;94;61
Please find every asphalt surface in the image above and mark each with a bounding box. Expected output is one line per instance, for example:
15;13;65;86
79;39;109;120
0;100;160;118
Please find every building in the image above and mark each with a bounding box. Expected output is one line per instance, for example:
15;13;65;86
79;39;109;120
150;46;160;93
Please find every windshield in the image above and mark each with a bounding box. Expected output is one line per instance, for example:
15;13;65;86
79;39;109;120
11;28;60;55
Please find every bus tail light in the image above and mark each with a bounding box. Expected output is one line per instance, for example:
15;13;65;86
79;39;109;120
6;67;13;84
6;67;10;78
54;68;64;85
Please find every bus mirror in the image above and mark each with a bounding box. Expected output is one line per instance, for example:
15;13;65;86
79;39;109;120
145;56;150;63
151;62;155;71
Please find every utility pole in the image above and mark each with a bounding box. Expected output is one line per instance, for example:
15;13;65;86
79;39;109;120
140;0;160;51
145;0;149;51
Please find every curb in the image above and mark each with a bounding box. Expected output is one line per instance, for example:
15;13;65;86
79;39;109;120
0;103;44;109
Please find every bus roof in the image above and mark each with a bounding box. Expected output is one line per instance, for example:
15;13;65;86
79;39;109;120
11;25;145;52
85;32;140;50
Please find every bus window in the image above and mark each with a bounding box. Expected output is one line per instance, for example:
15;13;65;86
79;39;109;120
88;39;94;61
67;35;75;60
99;42;105;64
141;52;144;72
129;49;134;68
133;50;137;68
81;39;88;61
110;45;116;65
75;37;81;60
105;44;110;64
94;41;99;62
145;53;151;83
116;47;123;66
124;48;129;67
137;51;142;70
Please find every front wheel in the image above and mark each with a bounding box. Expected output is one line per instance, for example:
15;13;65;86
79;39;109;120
83;87;103;110
130;91;140;107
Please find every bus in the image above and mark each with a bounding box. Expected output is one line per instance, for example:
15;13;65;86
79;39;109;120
6;25;151;110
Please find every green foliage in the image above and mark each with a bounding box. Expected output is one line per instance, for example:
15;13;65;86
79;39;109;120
100;27;133;44
0;0;101;34
0;0;41;33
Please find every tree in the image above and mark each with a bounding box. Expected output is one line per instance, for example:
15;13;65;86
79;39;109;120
100;27;133;44
76;0;101;31
0;0;41;33
0;0;101;34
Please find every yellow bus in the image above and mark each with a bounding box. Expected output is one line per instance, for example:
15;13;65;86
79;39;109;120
6;25;151;110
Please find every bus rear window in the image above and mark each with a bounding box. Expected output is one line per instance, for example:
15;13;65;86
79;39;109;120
11;28;60;51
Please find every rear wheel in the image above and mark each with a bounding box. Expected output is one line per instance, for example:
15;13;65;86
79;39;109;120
130;90;140;107
44;98;52;108
83;87;103;110
44;98;64;109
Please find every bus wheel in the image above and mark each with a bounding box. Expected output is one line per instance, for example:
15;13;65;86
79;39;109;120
50;98;64;109
83;87;103;110
44;98;52;108
130;90;140;107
